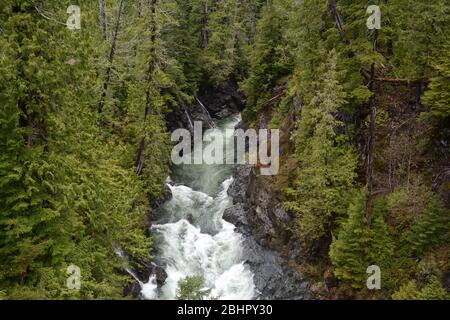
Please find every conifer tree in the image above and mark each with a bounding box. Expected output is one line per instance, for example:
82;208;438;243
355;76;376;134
284;51;357;248
242;1;290;117
177;275;211;300
422;47;450;120
330;193;394;288
0;0;159;299
405;198;450;256
392;277;450;300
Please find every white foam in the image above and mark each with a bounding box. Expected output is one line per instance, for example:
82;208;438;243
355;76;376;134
142;114;254;300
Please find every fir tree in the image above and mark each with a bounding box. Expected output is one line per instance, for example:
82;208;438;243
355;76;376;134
284;51;357;248
177;275;211;300
392;277;450;300
242;1;290;118
330;193;394;288
422;46;450;120
405;197;450;256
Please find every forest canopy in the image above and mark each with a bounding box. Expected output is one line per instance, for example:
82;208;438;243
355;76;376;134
0;0;449;300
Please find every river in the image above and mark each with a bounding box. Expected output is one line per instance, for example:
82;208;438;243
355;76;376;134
141;114;256;300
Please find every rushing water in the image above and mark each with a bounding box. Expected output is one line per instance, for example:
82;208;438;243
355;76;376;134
141;114;255;300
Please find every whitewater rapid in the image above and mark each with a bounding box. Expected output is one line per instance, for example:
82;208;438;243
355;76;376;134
141;114;255;300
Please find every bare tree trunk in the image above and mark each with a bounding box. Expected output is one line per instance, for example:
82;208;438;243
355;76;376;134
200;1;209;48
137;1;142;17
330;0;344;38
136;139;148;176
365;28;379;226
249;0;257;43
99;0;109;41
98;0;125;114
136;0;158;175
231;0;242;50
26;113;34;148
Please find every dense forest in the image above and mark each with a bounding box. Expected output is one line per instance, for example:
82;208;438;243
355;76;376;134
0;0;449;300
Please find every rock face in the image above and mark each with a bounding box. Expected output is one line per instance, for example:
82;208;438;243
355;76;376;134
165;79;245;134
224;165;310;300
152;264;168;287
197;80;246;119
124;261;168;299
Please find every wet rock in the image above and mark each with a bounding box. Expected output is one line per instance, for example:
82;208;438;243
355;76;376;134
227;165;254;204
152;264;168;287
123;260;152;298
197;80;245;119
126;282;143;298
124;262;167;299
226;164;310;300
273;206;291;224
241;235;309;300
223;203;251;236
254;206;275;239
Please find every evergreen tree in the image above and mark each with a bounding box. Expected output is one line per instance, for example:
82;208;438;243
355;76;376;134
405;197;450;256
392;277;450;300
0;0;163;299
0;0;449;301
201;0;264;85
330;193;394;288
241;1;290;118
422;46;450;120
284;51;357;248
177;275;211;300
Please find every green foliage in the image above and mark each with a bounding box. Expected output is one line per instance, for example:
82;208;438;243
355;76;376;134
242;1;291;116
422;46;450;119
1;0;449;301
329;193;394;288
393;277;450;300
247;0;449;299
176;276;211;300
0;0;176;299
284;51;357;248
405;198;450;256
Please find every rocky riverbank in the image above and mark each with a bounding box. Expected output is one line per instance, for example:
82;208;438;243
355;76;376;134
126;80;311;300
224;165;310;300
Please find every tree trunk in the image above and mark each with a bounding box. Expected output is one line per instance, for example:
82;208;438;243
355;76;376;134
200;1;209;48
249;0;257;43
98;0;125;114
231;0;242;50
330;0;344;38
137;1;142;17
135;138;148;175
99;0;108;41
365;28;379;226
136;0;158;175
